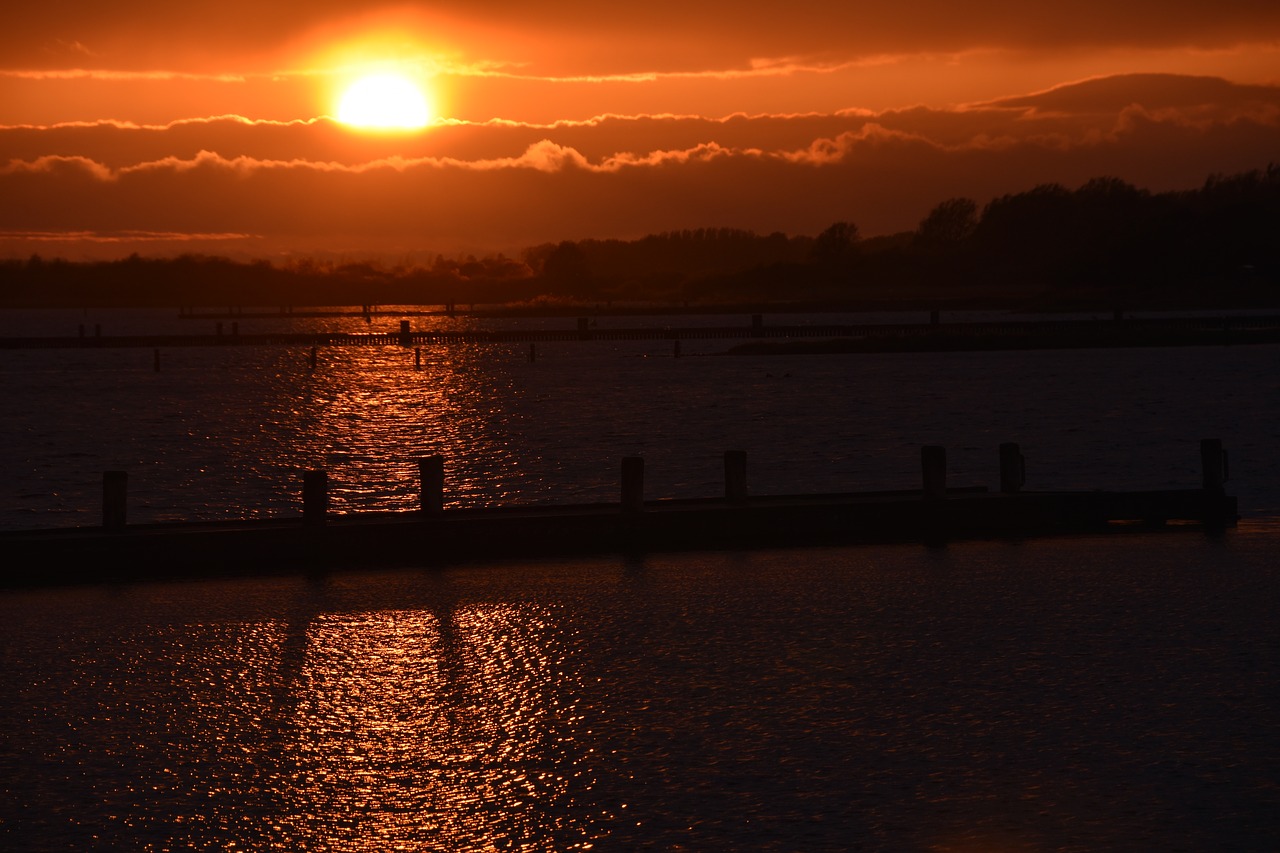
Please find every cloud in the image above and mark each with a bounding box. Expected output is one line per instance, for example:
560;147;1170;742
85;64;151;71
5;1;1280;79
1;74;1277;257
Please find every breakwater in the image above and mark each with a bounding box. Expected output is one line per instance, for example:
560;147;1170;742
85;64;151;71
4;313;1280;351
1;441;1237;588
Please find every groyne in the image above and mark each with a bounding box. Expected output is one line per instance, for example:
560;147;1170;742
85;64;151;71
4;313;1280;352
0;441;1237;588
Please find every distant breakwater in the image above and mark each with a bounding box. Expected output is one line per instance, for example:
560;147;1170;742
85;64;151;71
3;312;1280;352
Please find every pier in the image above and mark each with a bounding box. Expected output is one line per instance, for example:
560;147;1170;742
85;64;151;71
0;441;1238;588
4;312;1280;352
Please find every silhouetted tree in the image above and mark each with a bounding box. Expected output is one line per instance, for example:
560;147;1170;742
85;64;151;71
810;221;860;266
914;197;977;250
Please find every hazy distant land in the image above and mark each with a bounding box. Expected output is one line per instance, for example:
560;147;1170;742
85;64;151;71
3;166;1276;313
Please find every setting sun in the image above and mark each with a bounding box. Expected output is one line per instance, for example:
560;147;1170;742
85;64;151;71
336;73;432;129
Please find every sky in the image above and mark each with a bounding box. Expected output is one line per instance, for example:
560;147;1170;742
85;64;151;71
2;0;1279;261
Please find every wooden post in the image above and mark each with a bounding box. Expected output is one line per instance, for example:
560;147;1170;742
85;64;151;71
103;470;127;530
999;442;1025;493
922;445;946;500
308;346;318;371
1200;439;1227;491
418;455;444;514
621;456;644;513
414;347;422;369
724;450;747;504
399;320;411;347
303;470;328;527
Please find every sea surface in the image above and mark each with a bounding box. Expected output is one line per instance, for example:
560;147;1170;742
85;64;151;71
2;307;1279;529
1;307;1278;850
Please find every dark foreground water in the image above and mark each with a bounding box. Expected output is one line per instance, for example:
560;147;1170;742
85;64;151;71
2;530;1277;851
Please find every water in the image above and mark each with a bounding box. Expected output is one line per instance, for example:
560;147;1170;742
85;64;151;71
1;535;1277;851
2;308;1278;850
2;308;1279;529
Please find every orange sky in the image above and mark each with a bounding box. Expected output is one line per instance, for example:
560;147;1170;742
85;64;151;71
2;1;1279;260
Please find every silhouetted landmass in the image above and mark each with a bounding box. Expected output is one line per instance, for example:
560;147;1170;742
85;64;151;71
1;165;1277;311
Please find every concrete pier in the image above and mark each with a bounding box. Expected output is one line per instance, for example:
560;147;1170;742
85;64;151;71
0;443;1242;588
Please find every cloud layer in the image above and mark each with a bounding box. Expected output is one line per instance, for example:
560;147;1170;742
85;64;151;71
2;74;1277;259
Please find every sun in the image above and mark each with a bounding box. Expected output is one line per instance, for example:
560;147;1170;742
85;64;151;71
336;73;432;130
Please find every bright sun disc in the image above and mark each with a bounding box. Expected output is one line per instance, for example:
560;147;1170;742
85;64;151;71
337;74;431;129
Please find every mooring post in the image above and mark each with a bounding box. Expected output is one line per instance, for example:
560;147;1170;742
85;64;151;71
922;445;947;500
418;455;445;514
621;456;645;513
308;346;318;371
1200;438;1227;492
399;320;412;347
724;450;748;504
999;442;1025;494
103;470;128;531
303;470;328;527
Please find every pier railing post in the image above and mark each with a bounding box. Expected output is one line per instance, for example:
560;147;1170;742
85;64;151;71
419;456;445;514
922;445;947;500
304;470;328;527
1200;438;1227;492
724;450;748;504
999;442;1025;494
1199;438;1232;532
621;457;644;513
103;470;127;531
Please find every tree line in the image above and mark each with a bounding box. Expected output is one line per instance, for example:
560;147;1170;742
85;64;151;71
1;164;1276;310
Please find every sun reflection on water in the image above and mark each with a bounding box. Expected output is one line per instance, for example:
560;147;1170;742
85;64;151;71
264;343;528;516
275;603;600;851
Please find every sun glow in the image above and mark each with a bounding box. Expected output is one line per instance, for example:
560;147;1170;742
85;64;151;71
336;73;432;129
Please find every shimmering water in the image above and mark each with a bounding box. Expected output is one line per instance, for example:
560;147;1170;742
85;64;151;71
2;308;1279;529
2;308;1279;850
1;534;1277;851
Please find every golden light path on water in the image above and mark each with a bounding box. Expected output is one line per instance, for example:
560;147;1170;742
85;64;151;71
278;605;598;850
157;595;607;851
